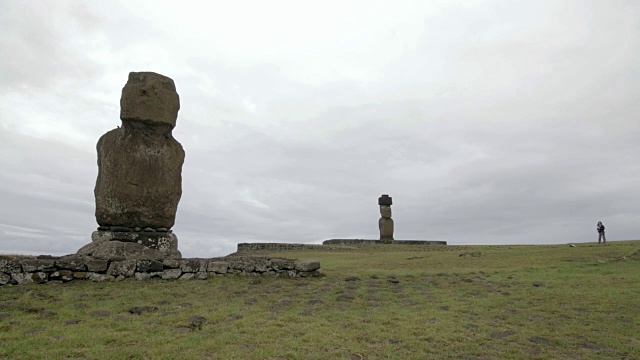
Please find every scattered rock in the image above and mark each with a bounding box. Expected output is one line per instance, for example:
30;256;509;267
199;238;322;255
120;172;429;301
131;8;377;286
128;306;159;315
533;282;544;287
459;252;482;257
23;307;44;314
64;319;81;325
189;315;208;329
569;244;576;247
345;276;360;282
388;278;400;284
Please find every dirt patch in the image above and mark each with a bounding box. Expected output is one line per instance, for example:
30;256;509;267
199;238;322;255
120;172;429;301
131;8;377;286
529;336;550;344
90;310;111;317
0;301;17;309
490;330;515;339
244;298;258;305
580;341;603;350
39;310;57;318
298;308;314;316
336;291;356;302
308;299;324;305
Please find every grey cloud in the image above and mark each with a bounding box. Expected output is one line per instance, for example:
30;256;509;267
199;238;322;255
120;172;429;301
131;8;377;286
1;1;638;257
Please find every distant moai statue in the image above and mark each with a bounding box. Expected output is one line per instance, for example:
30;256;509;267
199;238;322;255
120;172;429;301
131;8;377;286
78;72;184;260
378;194;394;243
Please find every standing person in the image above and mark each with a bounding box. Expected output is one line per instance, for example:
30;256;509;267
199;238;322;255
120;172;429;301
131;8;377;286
597;221;606;244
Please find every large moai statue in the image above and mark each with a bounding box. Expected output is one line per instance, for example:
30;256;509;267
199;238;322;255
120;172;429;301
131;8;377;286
78;72;184;260
378;194;394;243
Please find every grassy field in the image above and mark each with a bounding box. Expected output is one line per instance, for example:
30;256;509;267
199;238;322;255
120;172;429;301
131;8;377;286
1;240;639;359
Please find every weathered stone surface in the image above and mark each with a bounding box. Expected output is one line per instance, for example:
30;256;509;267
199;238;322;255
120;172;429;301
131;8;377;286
94;72;184;230
179;273;194;281
90;231;179;252
94;125;184;229
0;258;22;273
56;256;87;271
379;217;394;242
77;241;174;261
254;260;268;273
73;272;87;279
270;258;295;271
134;272;151;281
120;72;180;129
50;270;73;282
31;272;48;283
137;260;164;273
86;259;109;272
194;272;208;280
87;273;114;282
21;259;56;273
11;273;33;285
163;259;180;269
294;261;320;272
0;273;10;285
162;269;181;279
207;261;228;274
180;259;202;273
107;260;137;277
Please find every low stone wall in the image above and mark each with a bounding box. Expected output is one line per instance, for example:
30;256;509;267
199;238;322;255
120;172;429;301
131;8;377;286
237;243;333;252
322;239;448;245
0;255;321;286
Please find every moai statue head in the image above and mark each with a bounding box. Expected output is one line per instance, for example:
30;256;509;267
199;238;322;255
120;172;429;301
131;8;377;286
380;205;392;218
120;72;181;129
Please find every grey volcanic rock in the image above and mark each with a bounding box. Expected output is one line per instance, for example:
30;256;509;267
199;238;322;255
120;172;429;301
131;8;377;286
76;240;180;261
120;72;180;129
94;72;184;229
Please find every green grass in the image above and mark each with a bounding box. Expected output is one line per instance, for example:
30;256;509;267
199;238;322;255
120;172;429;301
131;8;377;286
1;241;639;359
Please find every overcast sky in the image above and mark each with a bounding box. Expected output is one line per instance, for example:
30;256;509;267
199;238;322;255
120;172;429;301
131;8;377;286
1;1;638;257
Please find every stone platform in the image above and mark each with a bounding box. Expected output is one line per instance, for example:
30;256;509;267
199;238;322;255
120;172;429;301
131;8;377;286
322;239;447;245
75;231;182;260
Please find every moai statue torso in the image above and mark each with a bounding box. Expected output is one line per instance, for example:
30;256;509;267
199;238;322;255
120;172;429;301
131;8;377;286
378;194;394;243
